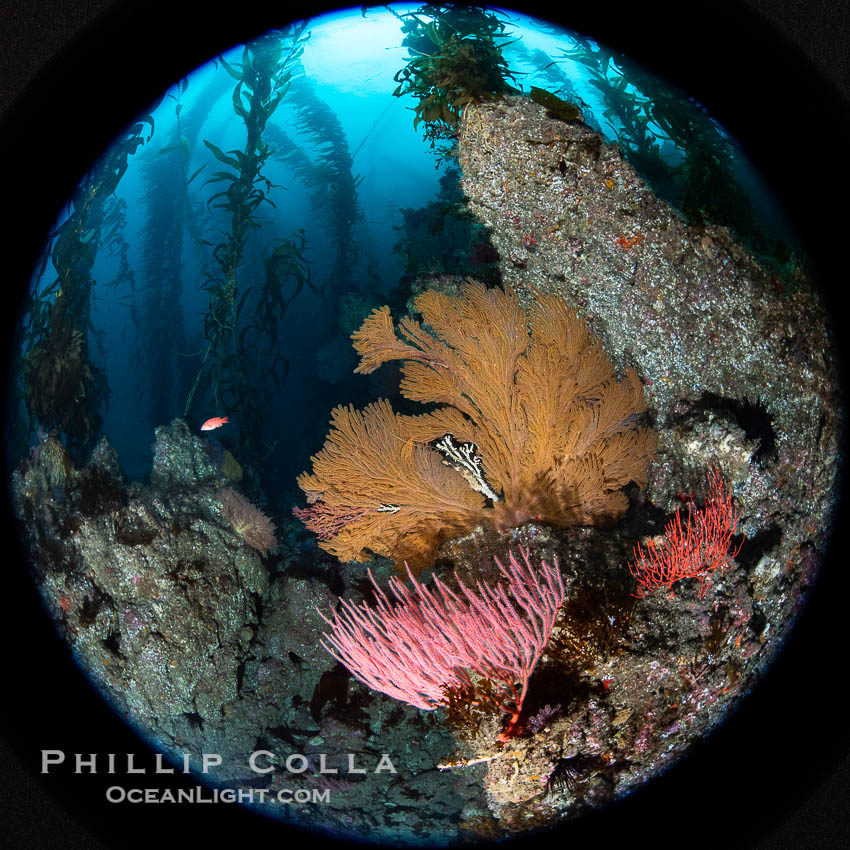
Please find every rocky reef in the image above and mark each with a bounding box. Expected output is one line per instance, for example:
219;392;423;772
10;95;842;844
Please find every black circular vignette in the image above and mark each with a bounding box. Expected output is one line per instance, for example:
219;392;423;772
1;1;848;847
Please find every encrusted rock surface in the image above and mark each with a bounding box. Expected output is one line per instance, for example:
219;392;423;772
448;95;841;833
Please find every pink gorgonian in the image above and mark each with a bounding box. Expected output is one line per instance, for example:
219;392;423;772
629;467;743;599
318;547;564;737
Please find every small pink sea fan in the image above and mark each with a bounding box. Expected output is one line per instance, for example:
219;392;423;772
219;487;277;557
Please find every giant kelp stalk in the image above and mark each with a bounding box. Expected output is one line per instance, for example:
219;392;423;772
285;80;364;292
390;4;518;151
511;42;580;106
19;116;154;462
160;80;216;288
132;124;189;430
186;24;312;461
265;79;365;361
562;35;794;274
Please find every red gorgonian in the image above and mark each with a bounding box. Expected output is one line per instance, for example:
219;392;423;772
318;547;564;737
629;467;743;598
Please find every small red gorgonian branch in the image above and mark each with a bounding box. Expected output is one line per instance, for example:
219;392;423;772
629;467;743;599
317;547;564;736
292;502;375;541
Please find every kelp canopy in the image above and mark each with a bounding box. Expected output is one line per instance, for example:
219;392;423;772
391;4;518;145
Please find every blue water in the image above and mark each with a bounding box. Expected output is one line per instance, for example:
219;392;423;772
22;3;791;490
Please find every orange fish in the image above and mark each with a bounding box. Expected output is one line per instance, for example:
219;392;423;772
201;416;229;432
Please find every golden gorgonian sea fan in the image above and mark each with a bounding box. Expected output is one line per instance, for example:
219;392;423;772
295;281;657;571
